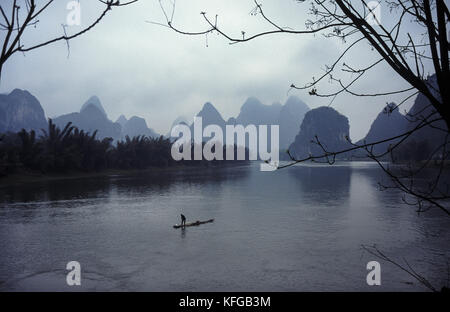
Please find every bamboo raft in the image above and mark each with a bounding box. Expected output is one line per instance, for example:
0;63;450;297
173;219;214;229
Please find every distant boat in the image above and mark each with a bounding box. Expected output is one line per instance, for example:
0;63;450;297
173;219;214;229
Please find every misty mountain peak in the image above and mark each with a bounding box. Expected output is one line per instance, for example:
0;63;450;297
116;114;128;127
284;96;309;111
199;102;219;115
81;96;107;117
10;88;32;98
191;102;225;130
0;89;47;133
127;116;148;128
353;102;407;157
288;106;351;159
80;103;107;120
237;97;281;126
197;102;225;123
372;103;406;131
123;116;159;138
240;97;263;112
278;96;310;150
8;89;43;110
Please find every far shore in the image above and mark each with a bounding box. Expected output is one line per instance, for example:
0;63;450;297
2;159;448;188
0;165;217;188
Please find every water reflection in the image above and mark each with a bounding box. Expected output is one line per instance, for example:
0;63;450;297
0;162;449;291
287;164;351;205
0;165;250;203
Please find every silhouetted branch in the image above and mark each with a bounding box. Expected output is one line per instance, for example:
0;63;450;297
156;0;449;129
280;113;443;166
362;244;438;291
155;0;449;214
0;0;139;82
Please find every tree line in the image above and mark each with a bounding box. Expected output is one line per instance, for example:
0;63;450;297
0;119;248;177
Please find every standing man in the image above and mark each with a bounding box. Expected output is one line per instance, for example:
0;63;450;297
180;214;186;227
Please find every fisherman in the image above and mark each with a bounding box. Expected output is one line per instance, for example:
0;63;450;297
180;214;186;227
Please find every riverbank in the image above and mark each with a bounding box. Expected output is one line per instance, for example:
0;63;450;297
0;166;198;188
0;162;252;188
3;159;447;188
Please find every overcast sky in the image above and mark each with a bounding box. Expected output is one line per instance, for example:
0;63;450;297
0;0;434;140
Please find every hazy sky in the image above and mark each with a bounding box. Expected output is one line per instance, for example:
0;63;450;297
1;0;434;140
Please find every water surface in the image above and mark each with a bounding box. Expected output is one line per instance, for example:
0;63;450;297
0;162;449;291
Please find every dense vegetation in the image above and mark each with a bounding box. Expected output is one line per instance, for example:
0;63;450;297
0;120;247;177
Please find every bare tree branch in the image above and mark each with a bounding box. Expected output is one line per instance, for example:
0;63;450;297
0;0;139;82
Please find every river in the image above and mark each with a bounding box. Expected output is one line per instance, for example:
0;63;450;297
0;162;448;291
